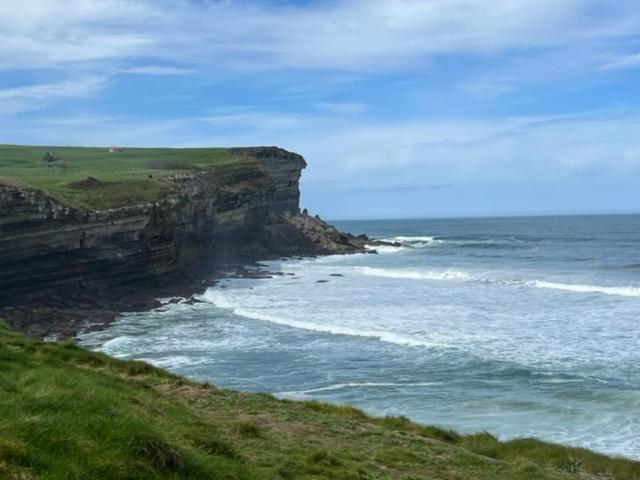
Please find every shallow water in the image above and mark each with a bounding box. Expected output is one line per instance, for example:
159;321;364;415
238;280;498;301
80;215;640;458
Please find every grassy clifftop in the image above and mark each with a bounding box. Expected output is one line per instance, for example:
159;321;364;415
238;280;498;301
1;322;638;480
0;145;252;209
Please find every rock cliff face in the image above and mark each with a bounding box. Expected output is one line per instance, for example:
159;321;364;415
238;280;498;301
230;147;306;215
0;147;369;337
0;162;273;305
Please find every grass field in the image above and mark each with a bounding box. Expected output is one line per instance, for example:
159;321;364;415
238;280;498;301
0;145;250;209
1;321;638;480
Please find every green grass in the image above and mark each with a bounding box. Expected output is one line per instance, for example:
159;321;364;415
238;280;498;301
1;321;639;479
0;145;251;209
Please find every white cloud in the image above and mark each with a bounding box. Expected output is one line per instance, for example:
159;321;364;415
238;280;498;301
122;65;194;75
0;77;107;101
7;108;640;189
315;102;368;115
600;52;640;70
153;0;640;73
346;115;640;185
0;0;638;119
1;0;639;73
1;1;638;217
0;77;108;114
0;0;154;69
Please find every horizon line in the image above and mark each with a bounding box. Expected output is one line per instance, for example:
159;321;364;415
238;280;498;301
327;212;640;223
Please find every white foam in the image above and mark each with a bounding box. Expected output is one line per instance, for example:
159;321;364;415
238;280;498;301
377;235;443;249
149;355;201;369
357;267;640;298
365;244;408;254
102;336;135;350
299;381;441;392
390;235;441;243
157;296;186;305
360;266;471;281
202;289;446;349
276;381;442;398
533;281;640;298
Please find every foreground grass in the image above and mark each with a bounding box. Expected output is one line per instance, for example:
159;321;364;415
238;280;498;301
0;145;251;209
1;322;638;479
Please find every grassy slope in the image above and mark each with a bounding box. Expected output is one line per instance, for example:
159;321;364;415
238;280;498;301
1;322;639;480
0;145;250;210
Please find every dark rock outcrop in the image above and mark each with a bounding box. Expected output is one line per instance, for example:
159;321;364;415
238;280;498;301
263;211;371;256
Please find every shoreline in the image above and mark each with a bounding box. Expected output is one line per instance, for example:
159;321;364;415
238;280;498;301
4;321;640;478
2;248;380;340
79;233;640;462
1;227;390;341
1;256;308;340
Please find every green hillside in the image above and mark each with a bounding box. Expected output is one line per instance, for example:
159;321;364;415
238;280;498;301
1;321;638;479
0;145;250;209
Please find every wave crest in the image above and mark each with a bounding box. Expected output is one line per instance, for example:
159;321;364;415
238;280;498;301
201;289;446;348
533;281;640;297
365;244;408;254
360;266;471;281
380;235;442;248
358;266;640;297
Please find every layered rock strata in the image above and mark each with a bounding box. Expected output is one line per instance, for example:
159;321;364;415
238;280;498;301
0;147;371;337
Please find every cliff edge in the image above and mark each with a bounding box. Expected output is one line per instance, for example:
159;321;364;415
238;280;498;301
0;145;370;338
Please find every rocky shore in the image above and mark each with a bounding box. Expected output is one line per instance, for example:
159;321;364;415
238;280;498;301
0;146;381;339
2;210;378;339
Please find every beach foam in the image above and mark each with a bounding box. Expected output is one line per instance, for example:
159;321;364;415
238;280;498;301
533;280;640;297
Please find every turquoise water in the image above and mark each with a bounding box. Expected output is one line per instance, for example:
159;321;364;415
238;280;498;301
80;215;640;458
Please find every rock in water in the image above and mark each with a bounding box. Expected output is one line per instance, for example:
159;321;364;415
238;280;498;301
263;211;371;255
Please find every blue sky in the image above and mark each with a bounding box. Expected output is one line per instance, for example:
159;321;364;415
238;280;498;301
1;0;640;219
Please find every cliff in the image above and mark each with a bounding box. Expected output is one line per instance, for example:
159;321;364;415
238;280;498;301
0;163;271;300
229;146;306;215
0;145;369;337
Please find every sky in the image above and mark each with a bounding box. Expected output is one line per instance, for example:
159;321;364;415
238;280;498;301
1;0;640;219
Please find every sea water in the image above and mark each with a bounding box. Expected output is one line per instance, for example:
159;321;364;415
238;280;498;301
80;215;640;458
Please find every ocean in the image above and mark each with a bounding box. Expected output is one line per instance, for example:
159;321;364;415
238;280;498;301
79;214;640;459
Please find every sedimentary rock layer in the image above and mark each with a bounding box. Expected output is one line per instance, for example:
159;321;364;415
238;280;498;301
0;147;303;303
0;161;273;304
0;146;372;335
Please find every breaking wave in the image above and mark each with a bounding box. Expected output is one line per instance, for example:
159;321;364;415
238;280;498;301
358;266;640;297
201;290;448;349
383;234;532;250
365;244;408;254
360;266;471;281
533;281;640;297
388;235;441;243
379;235;442;249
